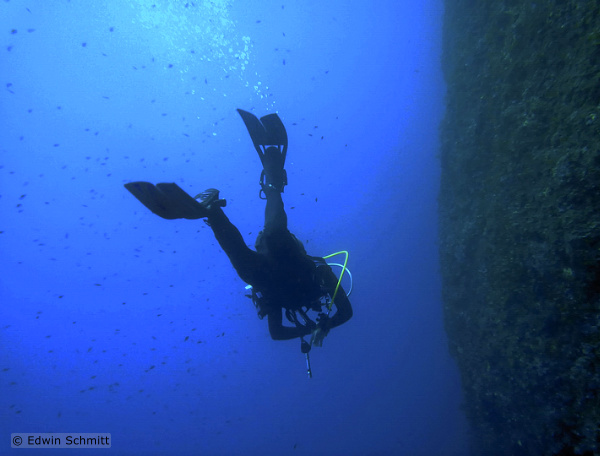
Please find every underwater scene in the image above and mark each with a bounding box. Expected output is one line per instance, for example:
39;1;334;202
1;1;470;455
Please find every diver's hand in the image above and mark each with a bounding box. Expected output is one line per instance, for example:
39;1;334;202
310;314;330;347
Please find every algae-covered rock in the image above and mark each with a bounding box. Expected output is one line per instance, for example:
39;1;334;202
439;1;600;454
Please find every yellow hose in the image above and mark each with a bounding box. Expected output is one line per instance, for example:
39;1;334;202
323;250;348;311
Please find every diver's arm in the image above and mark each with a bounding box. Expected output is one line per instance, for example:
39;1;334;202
321;267;353;330
266;308;314;341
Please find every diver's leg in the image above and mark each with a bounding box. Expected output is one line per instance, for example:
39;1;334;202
260;143;288;232
263;186;287;232
207;208;264;284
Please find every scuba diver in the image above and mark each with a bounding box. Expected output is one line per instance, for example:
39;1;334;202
124;109;352;363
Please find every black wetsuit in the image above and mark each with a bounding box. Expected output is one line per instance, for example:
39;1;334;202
206;186;352;340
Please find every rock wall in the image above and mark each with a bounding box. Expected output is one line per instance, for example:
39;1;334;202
439;1;600;455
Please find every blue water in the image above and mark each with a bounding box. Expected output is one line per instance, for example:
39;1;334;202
1;1;469;455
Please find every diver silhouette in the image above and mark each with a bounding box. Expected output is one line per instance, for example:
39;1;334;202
124;109;352;352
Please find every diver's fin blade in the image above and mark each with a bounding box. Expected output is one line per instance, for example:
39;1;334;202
124;181;178;219
155;183;207;219
237;109;267;159
260;113;288;164
260;114;287;146
124;182;205;220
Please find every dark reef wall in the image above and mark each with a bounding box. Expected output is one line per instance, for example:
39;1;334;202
439;1;600;455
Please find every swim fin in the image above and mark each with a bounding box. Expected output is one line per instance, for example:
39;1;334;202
237;109;288;194
124;182;214;219
236;109;288;164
